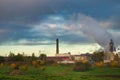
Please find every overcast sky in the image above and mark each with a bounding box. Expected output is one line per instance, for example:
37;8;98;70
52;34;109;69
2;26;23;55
0;0;120;56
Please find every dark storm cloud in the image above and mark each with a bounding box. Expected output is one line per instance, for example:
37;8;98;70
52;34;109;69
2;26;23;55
0;0;69;23
112;12;120;30
0;0;120;45
0;0;119;22
0;23;32;43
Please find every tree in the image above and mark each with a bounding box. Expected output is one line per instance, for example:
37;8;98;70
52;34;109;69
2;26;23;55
8;52;15;57
31;53;36;61
39;54;47;61
15;53;24;61
114;54;120;61
8;53;24;62
91;51;104;62
0;56;5;63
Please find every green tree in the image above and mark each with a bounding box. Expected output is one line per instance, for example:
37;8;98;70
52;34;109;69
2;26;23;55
15;53;24;61
31;53;36;61
8;53;24;62
8;52;15;57
39;54;47;61
91;51;104;62
0;56;5;63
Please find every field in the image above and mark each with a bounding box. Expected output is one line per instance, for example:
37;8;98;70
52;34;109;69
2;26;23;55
0;65;120;80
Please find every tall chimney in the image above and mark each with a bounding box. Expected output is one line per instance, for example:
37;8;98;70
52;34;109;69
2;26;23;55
109;39;115;52
56;38;59;54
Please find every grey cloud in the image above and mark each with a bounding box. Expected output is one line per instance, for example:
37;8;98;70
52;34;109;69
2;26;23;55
59;33;94;44
0;0;120;46
0;0;69;22
0;0;119;23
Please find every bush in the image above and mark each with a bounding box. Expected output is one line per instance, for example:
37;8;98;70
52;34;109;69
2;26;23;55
40;66;46;71
82;59;88;63
21;64;28;70
110;61;119;68
32;60;39;68
10;63;19;69
46;60;56;65
39;60;46;65
52;62;59;66
0;63;4;67
95;62;104;67
73;60;91;72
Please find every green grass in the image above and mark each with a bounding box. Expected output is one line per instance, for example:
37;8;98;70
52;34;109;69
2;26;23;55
0;65;120;80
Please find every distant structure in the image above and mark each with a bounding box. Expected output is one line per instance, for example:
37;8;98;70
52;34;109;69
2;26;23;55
56;38;59;54
46;38;94;64
109;39;115;52
55;38;74;63
109;39;115;60
104;39;115;62
74;53;92;61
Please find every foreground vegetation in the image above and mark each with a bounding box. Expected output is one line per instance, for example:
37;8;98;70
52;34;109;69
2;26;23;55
0;52;120;80
0;65;120;80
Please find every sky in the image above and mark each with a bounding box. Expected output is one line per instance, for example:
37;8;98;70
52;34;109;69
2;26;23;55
0;0;120;56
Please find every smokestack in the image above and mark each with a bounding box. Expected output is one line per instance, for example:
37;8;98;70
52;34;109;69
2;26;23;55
56;38;59;54
109;39;115;52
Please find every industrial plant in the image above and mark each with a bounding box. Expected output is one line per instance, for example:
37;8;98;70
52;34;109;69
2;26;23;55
46;38;118;64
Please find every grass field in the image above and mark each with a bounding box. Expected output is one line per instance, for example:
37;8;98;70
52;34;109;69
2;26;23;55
0;65;120;80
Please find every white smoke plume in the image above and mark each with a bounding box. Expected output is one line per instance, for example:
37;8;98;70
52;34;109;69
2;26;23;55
67;14;112;51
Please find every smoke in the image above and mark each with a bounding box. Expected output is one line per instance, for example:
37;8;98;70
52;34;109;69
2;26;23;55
68;14;112;51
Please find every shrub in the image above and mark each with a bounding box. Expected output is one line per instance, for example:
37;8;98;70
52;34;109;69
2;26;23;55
9;70;24;75
46;60;56;65
39;60;46;65
10;63;19;69
0;63;4;67
52;62;59;66
95;62;104;67
73;60;91;72
32;60;39;68
21;64;28;70
110;61;119;68
82;59;88;63
40;66;46;71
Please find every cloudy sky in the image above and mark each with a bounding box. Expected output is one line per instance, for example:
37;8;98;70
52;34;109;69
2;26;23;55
0;0;120;56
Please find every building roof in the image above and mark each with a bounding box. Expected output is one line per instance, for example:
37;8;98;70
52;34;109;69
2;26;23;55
74;53;92;57
46;56;73;61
